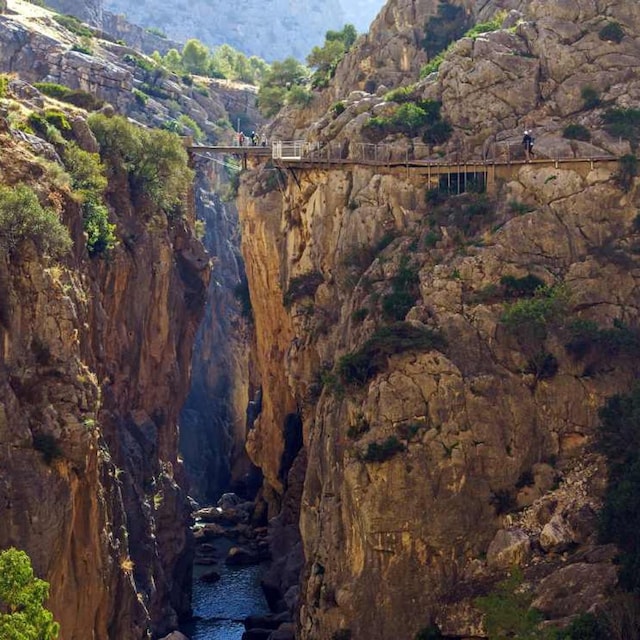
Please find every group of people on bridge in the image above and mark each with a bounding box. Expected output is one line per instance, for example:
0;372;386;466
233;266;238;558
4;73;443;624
238;131;267;147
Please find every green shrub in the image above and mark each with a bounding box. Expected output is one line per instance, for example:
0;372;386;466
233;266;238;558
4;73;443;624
523;350;558;380
501;284;570;351
138;82;170;100
0;184;71;257
365;99;451;142
384;84;418;104
332;101;346;116
33;433;62;465
177;114;204;141
0;548;60;639
82;200;116;255
53;14;94;38
362;435;404;462
599;21;624;43
71;43;92;55
465;14;505;39
347;414;369;439
338;322;446;385
475;568;551;639
603;108;640;149
43;109;71;133
88;113;193;216
145;26;167;38
26;112;64;145
422;119;453;144
381;256;419;321
133;88;148;106
556;612;607;640
581;86;601;110
0;74;8;98
500;274;544;298
122;53;156;72
563;123;591;141
287;85;313;108
565;318;640;361
33;82;104;110
283;271;324;307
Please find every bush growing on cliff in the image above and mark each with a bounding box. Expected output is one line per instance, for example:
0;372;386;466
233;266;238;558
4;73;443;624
283;271;324;307
475;568;549;639
307;24;357;88
0;547;59;640
603;108;640;150
599;21;624;43
361;435;404;462
62;142;116;255
33;82;104;111
563;123;591;141
88;113;193;217
500;283;570;352
52;13;95;38
381;256;420;321
338;322;446;385
0;184;71;258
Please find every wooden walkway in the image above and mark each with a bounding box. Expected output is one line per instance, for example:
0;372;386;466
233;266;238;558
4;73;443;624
187;143;620;193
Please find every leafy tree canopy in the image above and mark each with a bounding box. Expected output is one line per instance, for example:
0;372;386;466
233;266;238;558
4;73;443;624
0;548;59;640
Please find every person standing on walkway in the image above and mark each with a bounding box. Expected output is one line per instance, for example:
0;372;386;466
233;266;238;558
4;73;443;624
522;130;534;161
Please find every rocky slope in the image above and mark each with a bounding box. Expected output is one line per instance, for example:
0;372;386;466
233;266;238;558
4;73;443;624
237;0;640;637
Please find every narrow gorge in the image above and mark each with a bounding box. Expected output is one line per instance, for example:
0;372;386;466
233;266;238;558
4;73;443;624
1;0;640;639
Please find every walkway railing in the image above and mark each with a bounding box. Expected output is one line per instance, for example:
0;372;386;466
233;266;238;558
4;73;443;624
189;140;619;168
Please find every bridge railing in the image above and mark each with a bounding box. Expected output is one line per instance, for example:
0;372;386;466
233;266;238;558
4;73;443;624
270;140;618;166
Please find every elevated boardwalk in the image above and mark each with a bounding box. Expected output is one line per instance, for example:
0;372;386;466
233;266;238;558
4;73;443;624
188;140;620;193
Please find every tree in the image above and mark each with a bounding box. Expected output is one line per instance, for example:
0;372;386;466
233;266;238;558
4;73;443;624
181;39;209;75
0;184;71;258
0;548;59;640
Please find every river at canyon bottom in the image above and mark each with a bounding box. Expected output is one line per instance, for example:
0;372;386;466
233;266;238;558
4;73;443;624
181;559;271;640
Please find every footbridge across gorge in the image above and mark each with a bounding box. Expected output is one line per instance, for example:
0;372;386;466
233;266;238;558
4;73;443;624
187;140;620;194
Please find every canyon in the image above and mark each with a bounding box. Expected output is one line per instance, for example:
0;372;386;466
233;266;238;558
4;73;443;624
0;0;640;638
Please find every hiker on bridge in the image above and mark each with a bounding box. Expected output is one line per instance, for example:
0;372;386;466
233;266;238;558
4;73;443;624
522;130;534;161
239;131;245;146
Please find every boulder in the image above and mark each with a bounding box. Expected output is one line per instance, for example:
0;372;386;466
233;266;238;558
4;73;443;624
486;529;531;569
225;546;261;566
532;563;618;618
539;515;574;553
218;492;243;509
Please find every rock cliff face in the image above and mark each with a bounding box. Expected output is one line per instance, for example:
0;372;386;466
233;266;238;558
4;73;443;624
238;0;640;637
0;80;209;640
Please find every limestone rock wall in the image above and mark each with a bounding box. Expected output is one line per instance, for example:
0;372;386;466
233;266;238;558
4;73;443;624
237;0;640;637
0;106;208;638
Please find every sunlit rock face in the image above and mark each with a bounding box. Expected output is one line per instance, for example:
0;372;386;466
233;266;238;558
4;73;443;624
236;0;640;637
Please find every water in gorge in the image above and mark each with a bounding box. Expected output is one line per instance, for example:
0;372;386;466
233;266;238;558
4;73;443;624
182;560;271;639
